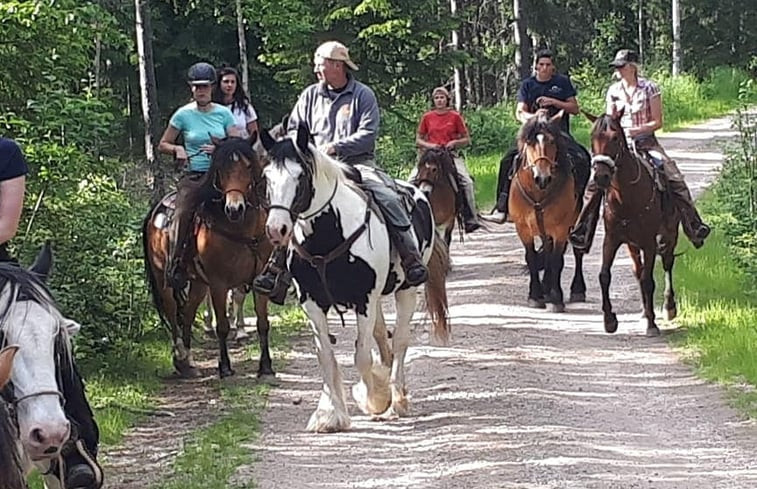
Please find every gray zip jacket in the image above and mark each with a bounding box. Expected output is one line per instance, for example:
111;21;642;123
288;75;379;166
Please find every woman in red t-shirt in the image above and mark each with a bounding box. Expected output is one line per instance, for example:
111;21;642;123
414;87;480;233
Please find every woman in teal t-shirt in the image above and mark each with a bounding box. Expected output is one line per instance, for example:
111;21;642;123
158;62;238;290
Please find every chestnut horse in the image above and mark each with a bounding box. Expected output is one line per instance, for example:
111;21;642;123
509;110;587;311
586;112;679;335
142;136;274;378
413;148;462;245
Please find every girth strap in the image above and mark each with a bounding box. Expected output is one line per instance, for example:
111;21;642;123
291;196;373;327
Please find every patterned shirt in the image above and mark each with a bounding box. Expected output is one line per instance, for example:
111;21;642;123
605;77;661;140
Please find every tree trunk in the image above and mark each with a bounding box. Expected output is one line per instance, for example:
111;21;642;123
637;0;644;63
134;0;165;202
672;0;681;75
513;0;531;80
451;0;462;110
236;0;249;94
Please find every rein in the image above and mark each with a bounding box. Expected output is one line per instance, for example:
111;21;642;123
291;194;374;327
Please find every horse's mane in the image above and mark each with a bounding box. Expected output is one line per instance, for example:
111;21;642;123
185;137;261;204
0;263;73;374
419;148;458;176
269;137;352;187
517;113;571;172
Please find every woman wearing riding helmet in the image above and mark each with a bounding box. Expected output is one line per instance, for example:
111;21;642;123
158;62;239;291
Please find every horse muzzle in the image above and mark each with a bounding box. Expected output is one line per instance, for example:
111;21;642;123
265;213;293;247
22;419;70;461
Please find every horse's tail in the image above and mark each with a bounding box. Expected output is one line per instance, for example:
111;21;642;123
141;205;172;332
425;231;451;345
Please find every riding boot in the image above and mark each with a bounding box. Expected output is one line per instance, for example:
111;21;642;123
166;206;193;293
391;227;428;286
58;361;103;489
252;246;291;305
669;179;711;248
460;184;481;233
569;180;602;253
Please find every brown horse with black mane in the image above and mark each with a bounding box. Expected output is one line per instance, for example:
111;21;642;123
0;346;23;489
585;111;679;336
509;110;587;311
142;136;274;378
413;148;462;245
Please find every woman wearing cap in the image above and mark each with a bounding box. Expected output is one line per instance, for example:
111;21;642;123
569;49;710;252
213;66;259;140
158;62;239;290
415;86;480;233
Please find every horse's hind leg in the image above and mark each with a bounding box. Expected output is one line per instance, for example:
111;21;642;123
544;241;567;313
253;291;275;378
569;247;587;303
661;246;677;321
599;238;622;333
230;287;247;331
376;288;415;420
372;308;393;369
304;302;350;432
210;287;235;378
353;299;391;416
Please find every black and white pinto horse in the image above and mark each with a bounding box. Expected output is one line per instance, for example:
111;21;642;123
260;125;451;433
0;244;84;489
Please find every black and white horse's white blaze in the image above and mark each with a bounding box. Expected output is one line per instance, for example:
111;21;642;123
260;124;450;433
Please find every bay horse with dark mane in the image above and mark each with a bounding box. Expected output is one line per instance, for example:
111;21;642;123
413;147;462;245
142;136;274;378
585;111;679;336
509;110;588;311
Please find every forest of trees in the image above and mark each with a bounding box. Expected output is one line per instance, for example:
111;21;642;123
0;0;754;354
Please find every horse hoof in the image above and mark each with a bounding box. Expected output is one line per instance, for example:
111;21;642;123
604;314;618;334
257;369;276;379
527;298;546;309
646;326;661;337
176;364;200;379
569;292;586;303
548;303;565;313
203;327;217;338
219;365;235;378
664;305;678;321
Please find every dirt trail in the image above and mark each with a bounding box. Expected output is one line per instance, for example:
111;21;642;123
242;113;757;489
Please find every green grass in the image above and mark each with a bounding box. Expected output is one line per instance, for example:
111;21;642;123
669;225;757;416
149;303;307;489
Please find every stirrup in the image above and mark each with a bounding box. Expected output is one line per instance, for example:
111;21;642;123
70;439;104;489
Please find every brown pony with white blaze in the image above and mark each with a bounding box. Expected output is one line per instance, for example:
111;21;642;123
143;136;274;378
585;111;679;336
509;110;587;311
413;147;461;245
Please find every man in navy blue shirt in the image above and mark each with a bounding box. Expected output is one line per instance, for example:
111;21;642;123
483;50;589;223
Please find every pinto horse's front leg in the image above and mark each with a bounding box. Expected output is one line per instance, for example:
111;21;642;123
303;302;350;433
352;299;391;417
599;237;622;333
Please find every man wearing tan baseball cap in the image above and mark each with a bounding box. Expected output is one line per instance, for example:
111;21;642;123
314;40;359;71
252;39;429;300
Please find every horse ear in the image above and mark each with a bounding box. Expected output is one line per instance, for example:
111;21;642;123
30;240;53;283
0;345;18;389
296;123;310;154
63;318;82;337
611;106;625;122
259;127;276;152
210;134;224;146
581;109;598;123
549;109;565;125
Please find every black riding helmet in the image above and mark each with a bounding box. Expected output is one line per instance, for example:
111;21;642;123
187;62;216;85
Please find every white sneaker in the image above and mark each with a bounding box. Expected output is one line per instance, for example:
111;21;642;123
481;210;507;224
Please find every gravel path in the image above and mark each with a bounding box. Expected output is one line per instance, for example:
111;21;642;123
244;113;757;489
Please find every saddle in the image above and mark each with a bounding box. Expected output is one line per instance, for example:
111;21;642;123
636;150;668;193
151;191;178;229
